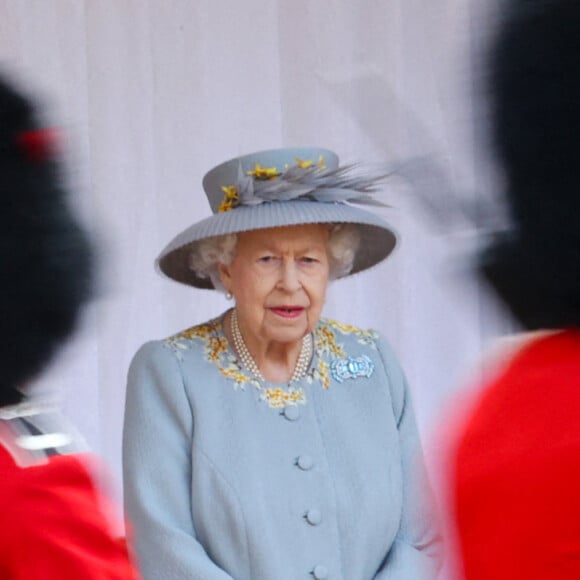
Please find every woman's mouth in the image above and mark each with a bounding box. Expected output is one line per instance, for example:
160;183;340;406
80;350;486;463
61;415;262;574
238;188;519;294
270;306;304;319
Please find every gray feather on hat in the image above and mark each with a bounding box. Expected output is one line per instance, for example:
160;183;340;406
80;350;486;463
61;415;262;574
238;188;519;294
229;159;391;210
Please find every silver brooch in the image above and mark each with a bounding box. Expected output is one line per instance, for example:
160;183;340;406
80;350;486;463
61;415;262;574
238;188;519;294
330;355;374;383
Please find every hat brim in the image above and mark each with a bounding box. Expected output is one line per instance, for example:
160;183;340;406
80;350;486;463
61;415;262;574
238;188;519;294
157;201;397;289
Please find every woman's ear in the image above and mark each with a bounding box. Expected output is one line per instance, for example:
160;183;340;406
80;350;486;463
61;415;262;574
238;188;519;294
218;262;232;293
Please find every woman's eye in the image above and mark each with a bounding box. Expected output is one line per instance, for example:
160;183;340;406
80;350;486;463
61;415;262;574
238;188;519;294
301;256;318;264
258;256;275;263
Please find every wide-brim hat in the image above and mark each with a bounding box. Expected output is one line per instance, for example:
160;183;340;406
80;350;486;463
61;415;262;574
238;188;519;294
157;147;397;289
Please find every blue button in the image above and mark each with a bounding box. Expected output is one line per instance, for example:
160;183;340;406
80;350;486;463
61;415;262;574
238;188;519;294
305;508;322;526
283;406;300;421
313;564;329;579
296;455;314;471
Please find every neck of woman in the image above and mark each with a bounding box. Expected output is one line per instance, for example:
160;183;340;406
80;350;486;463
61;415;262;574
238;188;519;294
257;342;304;383
225;309;306;384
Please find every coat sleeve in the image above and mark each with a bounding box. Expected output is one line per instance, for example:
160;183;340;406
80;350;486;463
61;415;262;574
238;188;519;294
123;341;234;580
373;336;441;580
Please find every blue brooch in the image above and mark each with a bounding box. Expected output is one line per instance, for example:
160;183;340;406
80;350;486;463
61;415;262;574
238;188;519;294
330;355;374;383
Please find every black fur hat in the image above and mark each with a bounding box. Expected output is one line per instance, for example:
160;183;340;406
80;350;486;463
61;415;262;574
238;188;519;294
0;74;93;406
481;0;580;329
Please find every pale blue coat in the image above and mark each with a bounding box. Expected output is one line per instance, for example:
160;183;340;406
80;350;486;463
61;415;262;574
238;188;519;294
123;313;438;579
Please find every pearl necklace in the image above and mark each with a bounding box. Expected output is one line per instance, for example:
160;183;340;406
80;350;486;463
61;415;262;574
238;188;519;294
230;309;313;384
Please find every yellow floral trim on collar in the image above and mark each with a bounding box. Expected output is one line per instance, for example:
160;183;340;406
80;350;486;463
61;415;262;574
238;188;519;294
164;319;220;349
324;319;379;347
315;325;347;358
219;366;257;387
310;359;331;389
163;317;377;409
261;387;306;408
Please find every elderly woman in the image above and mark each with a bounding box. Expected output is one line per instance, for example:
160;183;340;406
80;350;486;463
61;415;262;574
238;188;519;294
123;147;438;579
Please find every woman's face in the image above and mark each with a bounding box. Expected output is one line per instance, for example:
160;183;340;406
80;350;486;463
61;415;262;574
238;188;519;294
219;224;330;347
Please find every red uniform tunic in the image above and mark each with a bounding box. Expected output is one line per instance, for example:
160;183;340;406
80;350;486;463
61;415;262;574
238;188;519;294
452;329;580;579
0;406;138;579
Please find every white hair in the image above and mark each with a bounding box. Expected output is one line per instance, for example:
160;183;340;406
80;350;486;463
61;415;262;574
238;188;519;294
188;224;361;292
327;223;361;279
188;233;238;291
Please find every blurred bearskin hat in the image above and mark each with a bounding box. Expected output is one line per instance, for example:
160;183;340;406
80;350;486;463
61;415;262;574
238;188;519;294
0;73;93;407
480;0;580;329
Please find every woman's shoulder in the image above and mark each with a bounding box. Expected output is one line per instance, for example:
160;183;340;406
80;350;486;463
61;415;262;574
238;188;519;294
163;316;224;350
317;317;380;345
133;315;226;362
315;317;399;358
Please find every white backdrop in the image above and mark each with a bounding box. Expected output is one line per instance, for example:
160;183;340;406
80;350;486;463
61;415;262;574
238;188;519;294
1;0;512;507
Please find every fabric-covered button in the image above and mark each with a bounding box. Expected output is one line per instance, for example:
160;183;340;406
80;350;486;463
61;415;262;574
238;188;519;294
283;406;300;421
312;564;329;579
296;455;314;471
305;508;322;526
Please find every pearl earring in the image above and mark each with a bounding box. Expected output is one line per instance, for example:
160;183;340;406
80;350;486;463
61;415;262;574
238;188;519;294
225;291;233;300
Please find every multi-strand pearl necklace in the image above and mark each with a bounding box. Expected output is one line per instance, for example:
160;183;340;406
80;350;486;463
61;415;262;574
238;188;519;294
230;308;313;384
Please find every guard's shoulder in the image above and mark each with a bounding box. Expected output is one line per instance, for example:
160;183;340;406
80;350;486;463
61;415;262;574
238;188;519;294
0;402;87;468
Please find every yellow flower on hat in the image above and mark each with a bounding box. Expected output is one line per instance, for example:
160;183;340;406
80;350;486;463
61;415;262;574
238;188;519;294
317;155;326;170
221;185;239;201
295;157;313;169
218;185;239;212
246;163;280;180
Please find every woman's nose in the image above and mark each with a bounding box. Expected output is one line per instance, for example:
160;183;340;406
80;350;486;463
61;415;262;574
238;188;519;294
279;261;301;292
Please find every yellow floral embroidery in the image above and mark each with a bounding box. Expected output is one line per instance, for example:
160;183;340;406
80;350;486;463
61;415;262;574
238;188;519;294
325;318;378;347
261;387;306;408
206;336;228;362
219;366;253;386
314;325;346;357
315;360;331;389
164;317;375;410
164;321;221;352
326;320;360;334
246;163;280;180
176;322;218;341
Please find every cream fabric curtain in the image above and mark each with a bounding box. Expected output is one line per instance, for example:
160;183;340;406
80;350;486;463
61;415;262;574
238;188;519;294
1;0;509;513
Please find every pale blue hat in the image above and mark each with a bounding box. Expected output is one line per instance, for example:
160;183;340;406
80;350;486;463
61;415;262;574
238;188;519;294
157;147;397;289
